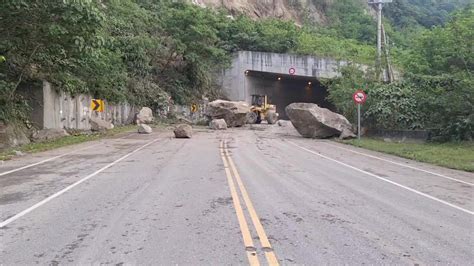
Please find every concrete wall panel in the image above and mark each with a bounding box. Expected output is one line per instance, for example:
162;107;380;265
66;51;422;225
221;51;348;103
40;81;136;130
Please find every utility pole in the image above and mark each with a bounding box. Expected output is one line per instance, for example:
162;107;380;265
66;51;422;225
368;0;392;81
376;1;382;70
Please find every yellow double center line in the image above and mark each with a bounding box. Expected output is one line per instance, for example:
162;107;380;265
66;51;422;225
220;140;279;266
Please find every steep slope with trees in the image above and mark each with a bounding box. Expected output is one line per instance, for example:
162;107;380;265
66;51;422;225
1;0;472;141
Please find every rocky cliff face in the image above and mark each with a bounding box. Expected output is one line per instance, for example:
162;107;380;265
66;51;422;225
190;0;369;25
191;0;327;25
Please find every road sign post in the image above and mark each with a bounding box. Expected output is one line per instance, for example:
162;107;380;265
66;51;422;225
357;104;361;140
352;90;367;140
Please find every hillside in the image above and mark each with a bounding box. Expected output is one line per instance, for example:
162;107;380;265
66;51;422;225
191;0;371;25
1;1;472;140
192;0;470;29
384;0;472;28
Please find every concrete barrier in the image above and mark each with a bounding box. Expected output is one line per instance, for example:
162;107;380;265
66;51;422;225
28;81;138;130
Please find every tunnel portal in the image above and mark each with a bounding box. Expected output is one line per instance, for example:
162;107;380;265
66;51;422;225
244;70;335;119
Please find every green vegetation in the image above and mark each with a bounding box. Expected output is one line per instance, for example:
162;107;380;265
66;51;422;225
324;0;376;44
1;0;380;125
342;138;474;172
327;7;473;141
0;125;137;161
295;31;376;64
1;0;471;143
385;0;471;29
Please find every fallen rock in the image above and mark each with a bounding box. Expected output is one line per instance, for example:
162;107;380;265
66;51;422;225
209;119;227;130
265;111;278;124
90;116;114;132
277;120;292;127
13;150;25;156
136;107;154;124
174;124;192;138
32;128;69;142
339;128;356;140
138;124;152;134
285;103;354;139
0;122;30;149
206;100;250;127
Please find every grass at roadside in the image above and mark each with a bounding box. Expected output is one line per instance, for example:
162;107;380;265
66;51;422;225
0;125;138;161
340;138;474;172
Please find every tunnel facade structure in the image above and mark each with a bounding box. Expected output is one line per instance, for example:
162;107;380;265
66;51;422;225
220;51;348;118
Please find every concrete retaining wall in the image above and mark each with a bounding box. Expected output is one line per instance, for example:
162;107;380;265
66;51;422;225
30;81;137;130
366;129;431;142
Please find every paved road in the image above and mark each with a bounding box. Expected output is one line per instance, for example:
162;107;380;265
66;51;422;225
0;126;472;265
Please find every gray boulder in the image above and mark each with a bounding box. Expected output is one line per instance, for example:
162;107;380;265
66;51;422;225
0;122;30;149
90;116;114;132
136;107;154;124
138;124;152;134
32;128;69;142
206;100;250;127
277;120;292;127
174;124;192;138
285;103;355;139
339;128;357;140
209;119;227;130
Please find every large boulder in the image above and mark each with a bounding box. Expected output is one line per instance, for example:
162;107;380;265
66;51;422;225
209;119;227;130
285;103;355;139
0;122;30;150
339;128;356;140
136;107;154;124
174;124;192;138
206;100;250;127
138;124;152;134
90;116;114;132
32;128;69;142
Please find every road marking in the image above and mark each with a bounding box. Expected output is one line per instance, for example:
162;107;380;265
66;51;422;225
288;141;474;216
220;141;260;266
0;138;160;228
0;144;95;177
223;141;279;265
0;132;141;177
323;142;473;186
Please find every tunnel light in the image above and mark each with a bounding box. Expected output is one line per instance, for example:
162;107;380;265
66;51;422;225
308;81;312;85
277;77;282;81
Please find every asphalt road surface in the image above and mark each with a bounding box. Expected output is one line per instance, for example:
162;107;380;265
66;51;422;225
1;126;473;265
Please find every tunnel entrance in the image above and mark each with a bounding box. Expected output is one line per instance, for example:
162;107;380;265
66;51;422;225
244;70;335;119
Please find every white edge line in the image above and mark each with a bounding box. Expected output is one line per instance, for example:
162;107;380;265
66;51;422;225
287;141;474;216
324;142;473;186
0;145;95;177
0;132;138;177
0;138;160;228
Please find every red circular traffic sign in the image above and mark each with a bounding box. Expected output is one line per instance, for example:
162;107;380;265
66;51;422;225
352;90;367;104
289;67;296;75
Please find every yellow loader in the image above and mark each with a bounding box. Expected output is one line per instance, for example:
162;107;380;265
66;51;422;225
248;94;278;124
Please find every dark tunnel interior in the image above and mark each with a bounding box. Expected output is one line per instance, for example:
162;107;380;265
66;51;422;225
245;70;335;119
